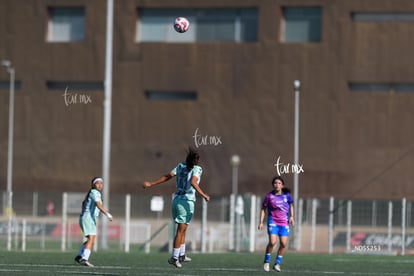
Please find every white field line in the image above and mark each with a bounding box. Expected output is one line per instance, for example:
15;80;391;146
0;263;130;275
334;258;414;263
0;269;121;275
0;263;130;269
201;268;412;276
1;263;412;276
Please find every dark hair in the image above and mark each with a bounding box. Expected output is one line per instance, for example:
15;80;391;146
186;147;200;170
82;177;102;210
91;177;101;188
271;176;284;186
271;176;291;194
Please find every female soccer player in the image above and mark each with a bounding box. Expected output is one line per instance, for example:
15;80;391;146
75;177;113;267
143;147;210;268
258;176;294;272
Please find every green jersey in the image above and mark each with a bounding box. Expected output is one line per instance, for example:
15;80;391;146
171;162;202;201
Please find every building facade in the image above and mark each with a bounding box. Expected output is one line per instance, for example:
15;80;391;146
0;0;413;199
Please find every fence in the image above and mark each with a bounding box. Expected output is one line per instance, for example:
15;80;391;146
299;197;414;255
1;191;413;255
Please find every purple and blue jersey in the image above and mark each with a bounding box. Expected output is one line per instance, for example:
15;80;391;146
262;191;293;227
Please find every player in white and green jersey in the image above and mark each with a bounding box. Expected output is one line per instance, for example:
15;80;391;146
143;147;210;268
171;162;202;202
75;177;113;267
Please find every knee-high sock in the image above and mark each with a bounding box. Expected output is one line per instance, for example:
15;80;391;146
77;244;85;257
83;249;91;260
179;244;186;257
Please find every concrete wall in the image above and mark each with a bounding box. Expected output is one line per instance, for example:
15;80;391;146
0;0;413;199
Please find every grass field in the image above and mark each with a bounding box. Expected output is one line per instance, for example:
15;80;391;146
0;251;413;275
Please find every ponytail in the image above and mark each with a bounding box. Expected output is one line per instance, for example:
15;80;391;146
186;146;200;170
282;187;291;194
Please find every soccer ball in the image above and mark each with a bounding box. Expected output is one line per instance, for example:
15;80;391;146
174;17;190;33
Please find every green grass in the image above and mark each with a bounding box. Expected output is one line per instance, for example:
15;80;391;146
0;251;413;275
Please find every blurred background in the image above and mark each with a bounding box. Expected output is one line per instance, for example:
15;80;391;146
0;0;413;254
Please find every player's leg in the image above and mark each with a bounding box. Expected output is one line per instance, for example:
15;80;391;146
178;200;193;263
83;235;96;259
273;225;290;272
273;235;287;271
75;241;86;263
263;233;277;271
277;235;288;256
77;216;96;267
168;198;185;268
178;224;187;261
75;217;85;263
168;223;186;268
174;223;187;252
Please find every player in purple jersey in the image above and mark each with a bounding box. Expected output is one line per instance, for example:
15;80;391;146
258;176;294;272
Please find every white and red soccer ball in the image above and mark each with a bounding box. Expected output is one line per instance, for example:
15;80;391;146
174;17;190;33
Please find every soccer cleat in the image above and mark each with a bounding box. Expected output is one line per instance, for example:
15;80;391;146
168;257;182;268
273;264;281;272
179;255;191;262
74;255;82;264
79;259;95;267
263;262;270;272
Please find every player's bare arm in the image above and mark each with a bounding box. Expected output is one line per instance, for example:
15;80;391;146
190;176;210;202
143;173;175;189
95;201;113;221
289;203;295;226
258;207;266;230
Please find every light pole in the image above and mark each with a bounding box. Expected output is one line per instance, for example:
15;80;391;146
101;0;114;250
293;80;300;250
1;59;15;251
231;155;240;196
229;154;240;251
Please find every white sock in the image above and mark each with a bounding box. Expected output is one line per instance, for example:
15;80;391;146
172;248;180;260
83;249;91;260
179;244;186;257
77;244;85;256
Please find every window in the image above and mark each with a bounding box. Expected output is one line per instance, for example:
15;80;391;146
145;91;198;101
46;81;104;90
0;80;22;90
352;13;414;22
349;82;414;93
136;8;258;43
281;7;322;43
47;7;85;42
